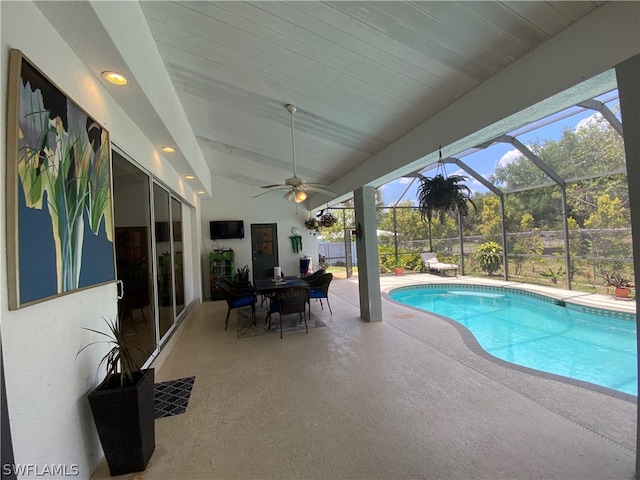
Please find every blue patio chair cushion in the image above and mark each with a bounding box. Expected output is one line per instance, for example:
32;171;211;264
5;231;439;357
232;296;256;308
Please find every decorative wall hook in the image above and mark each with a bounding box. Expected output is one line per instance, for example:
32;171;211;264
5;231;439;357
352;222;362;240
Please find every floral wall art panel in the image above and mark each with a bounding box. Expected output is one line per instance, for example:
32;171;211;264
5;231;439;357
6;50;116;309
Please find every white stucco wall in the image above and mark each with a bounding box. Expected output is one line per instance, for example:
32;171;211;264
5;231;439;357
0;2;202;477
200;176;320;296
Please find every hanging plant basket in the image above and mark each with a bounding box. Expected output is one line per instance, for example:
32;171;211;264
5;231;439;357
318;212;338;228
417;148;476;224
304;218;320;235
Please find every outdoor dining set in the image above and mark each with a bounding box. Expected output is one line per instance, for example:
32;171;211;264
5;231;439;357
217;269;333;338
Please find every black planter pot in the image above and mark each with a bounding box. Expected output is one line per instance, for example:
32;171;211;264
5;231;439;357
88;368;155;476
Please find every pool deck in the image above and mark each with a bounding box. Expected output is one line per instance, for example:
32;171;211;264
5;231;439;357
94;272;638;479
379;272;636;315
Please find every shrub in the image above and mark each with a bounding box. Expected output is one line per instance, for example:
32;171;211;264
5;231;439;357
539;266;563;284
476;241;503;276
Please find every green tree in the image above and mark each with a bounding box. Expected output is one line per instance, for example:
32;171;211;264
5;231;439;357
378;200;459;253
378;201;431;241
566;216;583;282
512;213;543;276
478;195;502;240
566;173;629;225
492;114;625;192
515;186;563;230
583;194;627;229
489;112;627;232
584;194;631;265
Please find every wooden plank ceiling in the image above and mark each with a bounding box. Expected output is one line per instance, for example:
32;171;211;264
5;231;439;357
34;0;605;198
139;1;602;192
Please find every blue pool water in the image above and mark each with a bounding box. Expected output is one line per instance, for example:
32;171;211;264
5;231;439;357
390;286;637;395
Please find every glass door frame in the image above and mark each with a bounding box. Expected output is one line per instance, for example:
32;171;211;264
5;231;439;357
112;145;193;363
151;180;189;348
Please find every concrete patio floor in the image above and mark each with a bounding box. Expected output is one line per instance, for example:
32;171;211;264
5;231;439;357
92;273;637;479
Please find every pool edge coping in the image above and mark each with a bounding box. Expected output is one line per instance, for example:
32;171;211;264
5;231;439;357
383;283;638;405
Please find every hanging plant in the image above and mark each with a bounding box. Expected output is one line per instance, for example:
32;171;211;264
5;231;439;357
417;147;476;224
318;211;338;228
304;218;320;235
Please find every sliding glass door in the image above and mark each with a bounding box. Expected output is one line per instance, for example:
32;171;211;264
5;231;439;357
112;152;155;366
154;184;175;340
113;149;190;354
153;184;186;342
172;197;185;316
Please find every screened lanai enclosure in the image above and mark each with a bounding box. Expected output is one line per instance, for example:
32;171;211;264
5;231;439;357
315;88;632;296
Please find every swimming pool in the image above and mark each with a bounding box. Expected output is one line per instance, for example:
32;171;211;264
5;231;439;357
389;285;637;396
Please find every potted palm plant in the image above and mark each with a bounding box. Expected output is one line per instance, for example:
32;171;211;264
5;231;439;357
601;272;634;298
236;265;250;282
78;318;155;476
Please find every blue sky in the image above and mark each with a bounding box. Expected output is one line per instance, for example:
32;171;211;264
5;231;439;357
379;89;620;205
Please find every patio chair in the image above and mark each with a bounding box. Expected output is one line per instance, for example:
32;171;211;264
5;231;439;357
217;275;252;289
218;282;257;330
306;272;333;314
268;286;310;338
420;252;458;276
302;269;326;284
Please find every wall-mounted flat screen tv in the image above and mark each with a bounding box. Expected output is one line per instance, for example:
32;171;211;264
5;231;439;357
210;220;244;240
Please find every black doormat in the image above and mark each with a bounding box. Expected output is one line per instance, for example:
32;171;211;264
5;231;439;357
237;304;325;339
154;376;195;419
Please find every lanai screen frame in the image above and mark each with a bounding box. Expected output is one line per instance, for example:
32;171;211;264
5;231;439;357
321;88;630;291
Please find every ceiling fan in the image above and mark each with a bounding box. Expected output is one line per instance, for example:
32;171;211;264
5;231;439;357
254;104;335;203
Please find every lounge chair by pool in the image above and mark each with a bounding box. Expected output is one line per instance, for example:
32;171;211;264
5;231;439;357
420;252;458;276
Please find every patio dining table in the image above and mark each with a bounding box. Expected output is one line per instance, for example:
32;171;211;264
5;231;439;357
254;276;309;293
253;276;310;325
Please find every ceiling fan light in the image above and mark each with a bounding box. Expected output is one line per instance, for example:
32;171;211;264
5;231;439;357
294;191;307;203
284;191;294;201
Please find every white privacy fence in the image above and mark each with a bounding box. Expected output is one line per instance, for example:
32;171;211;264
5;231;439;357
317;241;358;267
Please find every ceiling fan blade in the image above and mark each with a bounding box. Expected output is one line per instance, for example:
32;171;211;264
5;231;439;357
261;184;286;189
253;187;289;198
306;186;337;196
304;183;331;188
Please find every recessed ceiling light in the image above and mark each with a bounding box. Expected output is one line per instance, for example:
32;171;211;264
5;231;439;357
161;146;176;153
184;175;194;180
101;71;128;85
197;191;205;195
